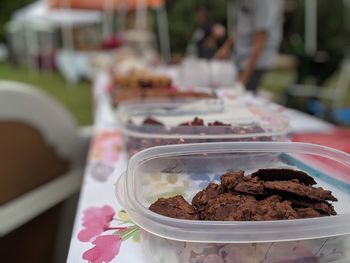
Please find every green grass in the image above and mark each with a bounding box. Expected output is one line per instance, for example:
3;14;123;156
0;63;93;125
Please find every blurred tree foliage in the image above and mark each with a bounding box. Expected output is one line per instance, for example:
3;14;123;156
281;0;349;57
0;0;35;42
164;0;349;56
0;0;348;57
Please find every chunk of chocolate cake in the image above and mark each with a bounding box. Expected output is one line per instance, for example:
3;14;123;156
234;175;265;195
221;171;244;190
149;168;338;221
252;195;299;221
142;117;164;126
264;180;337;202
251;169;317;186
286;196;336;216
179;117;205;126
149;195;198;220
295;207;322;218
221;171;265;195
192;183;224;209
208;121;231;126
201;193;257;221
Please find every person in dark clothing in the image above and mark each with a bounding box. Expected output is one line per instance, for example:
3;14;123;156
189;6;225;59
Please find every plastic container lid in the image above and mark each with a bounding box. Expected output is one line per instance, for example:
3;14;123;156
116;142;350;243
116;99;289;140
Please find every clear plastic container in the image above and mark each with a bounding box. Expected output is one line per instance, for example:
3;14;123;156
117;99;289;156
115;142;350;263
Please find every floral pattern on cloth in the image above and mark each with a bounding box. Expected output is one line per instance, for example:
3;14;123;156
78;205;140;263
90;131;122;163
89;131;123;181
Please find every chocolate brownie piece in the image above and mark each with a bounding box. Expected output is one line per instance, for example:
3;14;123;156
253;195;299;221
138;78;153;88
264;181;337;201
206;122;232;135
234;175;265;195
221;171;265;195
252;169;317;186
295;207;322;218
208;121;231;126
179;117;204;126
287;196;337;215
142;117;164;126
202;194;299;221
149;168;338;221
192;183;224;209
149;195;199;220
202;193;257;221
221;171;244;189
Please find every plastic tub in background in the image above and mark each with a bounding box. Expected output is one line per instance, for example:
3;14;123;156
117;99;289;156
116;142;350;263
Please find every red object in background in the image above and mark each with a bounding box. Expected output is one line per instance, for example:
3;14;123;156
101;36;124;50
34;52;56;71
292;128;350;183
292;128;350;154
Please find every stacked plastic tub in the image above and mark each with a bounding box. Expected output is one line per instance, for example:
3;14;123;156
114;98;350;263
116;98;289;157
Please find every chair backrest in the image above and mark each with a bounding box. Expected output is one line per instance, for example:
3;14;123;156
332;58;350;108
0;121;70;204
0;80;81;161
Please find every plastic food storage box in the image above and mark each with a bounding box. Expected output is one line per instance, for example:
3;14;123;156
116;142;350;263
117;99;289;156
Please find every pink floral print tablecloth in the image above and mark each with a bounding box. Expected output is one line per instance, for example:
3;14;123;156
67;129;146;263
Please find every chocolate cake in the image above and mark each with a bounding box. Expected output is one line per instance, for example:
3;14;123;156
125;117;272;156
149;195;199;220
149;169;338;221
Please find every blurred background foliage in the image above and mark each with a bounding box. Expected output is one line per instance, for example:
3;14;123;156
165;0;229;54
0;0;34;42
1;0;348;56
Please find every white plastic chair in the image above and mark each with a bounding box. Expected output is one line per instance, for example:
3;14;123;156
0;80;90;237
286;58;350;110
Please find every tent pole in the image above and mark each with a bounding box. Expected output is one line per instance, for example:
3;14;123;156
227;0;237;38
305;0;317;55
61;0;74;51
156;6;171;63
25;24;37;74
103;0;114;38
136;0;147;30
61;25;74;51
117;0;127;32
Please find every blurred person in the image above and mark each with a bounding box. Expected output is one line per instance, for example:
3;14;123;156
188;6;226;59
216;0;285;93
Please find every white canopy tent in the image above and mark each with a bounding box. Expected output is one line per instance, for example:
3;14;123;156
8;0;103;54
7;0;171;72
6;1;105;81
12;1;103;26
